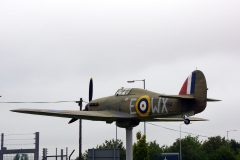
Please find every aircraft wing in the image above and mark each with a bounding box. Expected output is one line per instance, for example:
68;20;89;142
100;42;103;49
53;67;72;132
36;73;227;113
11;109;207;122
11;109;134;121
150;117;208;122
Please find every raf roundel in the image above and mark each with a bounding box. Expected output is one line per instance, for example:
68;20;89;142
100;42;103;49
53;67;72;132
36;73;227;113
135;95;151;117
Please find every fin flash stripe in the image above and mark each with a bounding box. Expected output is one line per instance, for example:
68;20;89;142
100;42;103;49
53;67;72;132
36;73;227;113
179;71;196;95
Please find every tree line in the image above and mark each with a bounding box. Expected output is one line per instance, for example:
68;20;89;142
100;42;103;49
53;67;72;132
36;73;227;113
79;131;240;160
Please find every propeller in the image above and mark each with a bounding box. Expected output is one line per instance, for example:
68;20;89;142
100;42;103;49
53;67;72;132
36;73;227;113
89;78;93;102
68;78;93;124
0;78;94;124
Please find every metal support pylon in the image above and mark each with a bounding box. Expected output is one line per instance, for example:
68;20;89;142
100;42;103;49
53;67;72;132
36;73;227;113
126;127;133;160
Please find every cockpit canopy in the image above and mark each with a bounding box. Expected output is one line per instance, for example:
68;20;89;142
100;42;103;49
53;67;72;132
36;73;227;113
115;88;132;96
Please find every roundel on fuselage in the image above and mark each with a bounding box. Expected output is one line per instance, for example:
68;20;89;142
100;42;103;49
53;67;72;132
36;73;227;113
135;95;151;117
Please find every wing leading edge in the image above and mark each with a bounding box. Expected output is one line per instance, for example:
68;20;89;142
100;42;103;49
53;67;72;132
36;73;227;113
11;109;134;121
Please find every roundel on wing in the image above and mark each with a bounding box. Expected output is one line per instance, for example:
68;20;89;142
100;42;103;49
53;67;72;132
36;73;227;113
135;95;151;117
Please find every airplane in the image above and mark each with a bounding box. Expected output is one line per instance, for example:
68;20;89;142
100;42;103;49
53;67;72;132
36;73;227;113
11;70;220;128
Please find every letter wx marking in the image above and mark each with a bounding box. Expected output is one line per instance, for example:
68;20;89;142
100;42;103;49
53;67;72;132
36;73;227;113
151;98;168;114
151;98;160;113
161;98;168;113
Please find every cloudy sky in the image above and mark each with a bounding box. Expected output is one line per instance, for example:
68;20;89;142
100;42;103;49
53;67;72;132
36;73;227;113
1;0;240;157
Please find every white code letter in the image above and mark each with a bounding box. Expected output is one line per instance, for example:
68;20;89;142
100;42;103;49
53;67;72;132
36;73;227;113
130;98;137;114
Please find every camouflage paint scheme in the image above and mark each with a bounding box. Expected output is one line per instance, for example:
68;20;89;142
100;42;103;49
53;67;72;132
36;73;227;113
11;70;219;128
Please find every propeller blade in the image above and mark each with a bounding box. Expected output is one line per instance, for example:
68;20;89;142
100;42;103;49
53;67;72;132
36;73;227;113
68;118;78;124
89;78;93;102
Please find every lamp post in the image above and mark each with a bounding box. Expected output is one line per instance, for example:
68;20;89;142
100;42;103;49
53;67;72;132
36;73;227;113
179;123;184;160
127;79;146;135
127;79;145;90
114;123;118;160
226;129;237;141
78;98;83;160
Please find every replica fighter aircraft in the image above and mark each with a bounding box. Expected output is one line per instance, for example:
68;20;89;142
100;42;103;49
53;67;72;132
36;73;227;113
11;70;220;128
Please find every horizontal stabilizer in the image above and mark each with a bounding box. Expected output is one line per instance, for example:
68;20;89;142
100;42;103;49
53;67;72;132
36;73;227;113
159;94;195;100
207;98;221;102
151;117;208;122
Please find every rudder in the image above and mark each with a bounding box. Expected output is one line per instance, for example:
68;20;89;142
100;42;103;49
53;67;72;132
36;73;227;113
179;70;207;101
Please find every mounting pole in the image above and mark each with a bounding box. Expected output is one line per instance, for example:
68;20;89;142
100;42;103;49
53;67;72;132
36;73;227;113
126;127;133;160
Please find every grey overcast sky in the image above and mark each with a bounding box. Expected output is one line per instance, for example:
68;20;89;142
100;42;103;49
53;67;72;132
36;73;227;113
1;0;240;157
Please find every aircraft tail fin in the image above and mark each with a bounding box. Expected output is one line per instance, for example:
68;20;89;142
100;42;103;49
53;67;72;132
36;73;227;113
179;70;222;114
179;70;207;101
179;70;207;113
